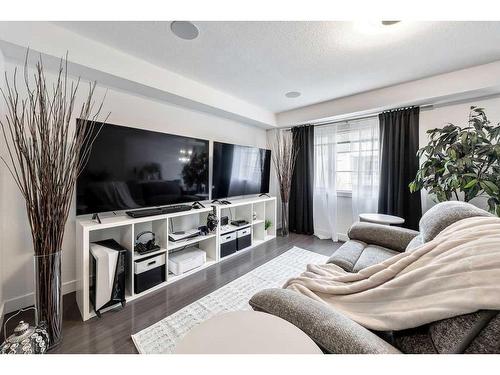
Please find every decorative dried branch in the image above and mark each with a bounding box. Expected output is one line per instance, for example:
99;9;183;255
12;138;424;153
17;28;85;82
0;51;109;257
269;129;299;203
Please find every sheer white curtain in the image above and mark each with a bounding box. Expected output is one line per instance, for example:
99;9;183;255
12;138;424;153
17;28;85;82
313;124;338;240
350;117;380;220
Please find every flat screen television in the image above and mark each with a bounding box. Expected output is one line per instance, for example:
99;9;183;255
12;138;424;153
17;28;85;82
212;141;271;199
76;120;209;215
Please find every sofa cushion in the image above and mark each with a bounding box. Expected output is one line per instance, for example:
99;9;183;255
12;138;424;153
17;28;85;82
429;310;499;353
328;239;402;273
326;240;366;272
352;245;399;272
249;288;400;354
393;326;437;354
419;201;492;243
405;234;424;252
464;313;500;353
348;222;419;252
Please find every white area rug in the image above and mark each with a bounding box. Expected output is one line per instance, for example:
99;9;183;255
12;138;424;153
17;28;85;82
131;247;328;354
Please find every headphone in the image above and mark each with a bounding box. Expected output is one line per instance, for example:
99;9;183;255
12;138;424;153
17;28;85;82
134;231;159;254
207;205;219;232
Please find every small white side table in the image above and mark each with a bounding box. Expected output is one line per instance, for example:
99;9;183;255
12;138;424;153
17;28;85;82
173;311;322;354
359;213;405;226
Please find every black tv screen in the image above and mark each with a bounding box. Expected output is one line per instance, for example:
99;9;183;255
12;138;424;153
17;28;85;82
212;142;271;199
77;121;209;215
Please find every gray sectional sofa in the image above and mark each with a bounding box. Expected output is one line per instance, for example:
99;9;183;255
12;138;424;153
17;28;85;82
250;201;500;353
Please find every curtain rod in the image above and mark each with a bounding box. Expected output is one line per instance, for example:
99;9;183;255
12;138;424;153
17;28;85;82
280;90;500;131
280;104;434;131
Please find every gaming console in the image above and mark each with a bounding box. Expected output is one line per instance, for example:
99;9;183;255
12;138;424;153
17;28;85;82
90;239;127;316
168;228;201;242
231;219;249;227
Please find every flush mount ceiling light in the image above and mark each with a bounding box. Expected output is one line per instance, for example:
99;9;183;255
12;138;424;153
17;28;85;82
170;21;199;40
285;91;301;98
381;21;401;26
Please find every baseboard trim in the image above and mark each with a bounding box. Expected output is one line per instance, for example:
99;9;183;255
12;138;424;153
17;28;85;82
4;279;76;314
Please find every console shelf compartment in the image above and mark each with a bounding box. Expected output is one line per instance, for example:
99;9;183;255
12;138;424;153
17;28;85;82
217;197;277;262
220;223;251;235
167;256;217;284
134;247;168;261
76;196;276;321
167;233;216;251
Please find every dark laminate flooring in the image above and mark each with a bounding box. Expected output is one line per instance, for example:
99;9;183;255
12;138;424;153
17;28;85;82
3;233;341;354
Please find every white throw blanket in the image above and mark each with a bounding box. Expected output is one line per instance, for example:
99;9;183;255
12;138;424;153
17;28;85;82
284;216;500;331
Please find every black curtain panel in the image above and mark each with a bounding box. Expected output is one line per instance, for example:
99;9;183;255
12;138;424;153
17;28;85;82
378;107;422;230
289;125;314;235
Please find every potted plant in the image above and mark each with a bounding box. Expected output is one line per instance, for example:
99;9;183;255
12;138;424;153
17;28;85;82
264;219;272;237
269;130;298;236
410;106;500;216
0;54;107;348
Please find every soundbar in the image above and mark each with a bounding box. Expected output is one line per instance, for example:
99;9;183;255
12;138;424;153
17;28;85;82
126;205;192;218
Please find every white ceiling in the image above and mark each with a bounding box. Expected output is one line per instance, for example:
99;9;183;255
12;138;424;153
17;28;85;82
55;21;500;113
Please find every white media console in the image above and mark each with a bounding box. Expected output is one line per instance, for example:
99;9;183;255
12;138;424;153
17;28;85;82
75;196;277;321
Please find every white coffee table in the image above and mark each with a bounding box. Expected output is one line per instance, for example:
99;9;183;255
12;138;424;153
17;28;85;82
359;213;405;226
173;311;322;354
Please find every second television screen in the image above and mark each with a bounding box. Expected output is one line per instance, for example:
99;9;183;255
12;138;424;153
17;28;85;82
212;142;271;199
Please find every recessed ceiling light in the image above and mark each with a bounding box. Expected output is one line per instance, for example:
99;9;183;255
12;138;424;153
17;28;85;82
285;91;301;98
170;21;199;40
381;21;401;26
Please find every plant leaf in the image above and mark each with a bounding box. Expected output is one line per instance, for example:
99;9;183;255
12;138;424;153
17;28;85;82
463;179;478;189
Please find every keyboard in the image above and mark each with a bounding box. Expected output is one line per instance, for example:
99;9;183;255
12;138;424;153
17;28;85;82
126;205;192;218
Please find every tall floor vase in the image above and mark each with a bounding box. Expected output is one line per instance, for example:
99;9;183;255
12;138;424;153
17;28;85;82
34;251;63;349
281;201;289;237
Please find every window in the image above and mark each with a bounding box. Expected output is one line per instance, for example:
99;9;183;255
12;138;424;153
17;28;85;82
314;118;379;193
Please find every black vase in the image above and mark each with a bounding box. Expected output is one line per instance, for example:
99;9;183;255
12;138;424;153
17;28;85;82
34;251;62;349
281;201;289;237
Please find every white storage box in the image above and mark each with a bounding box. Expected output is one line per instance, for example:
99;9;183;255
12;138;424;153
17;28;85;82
168;248;206;275
134;253;166;294
220;231;237;258
236;227;251;250
134;253;166;274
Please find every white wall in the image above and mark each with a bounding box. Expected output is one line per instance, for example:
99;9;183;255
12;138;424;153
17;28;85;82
266;130;281;227
0;49;5;323
419;96;500;213
0;58;267;313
